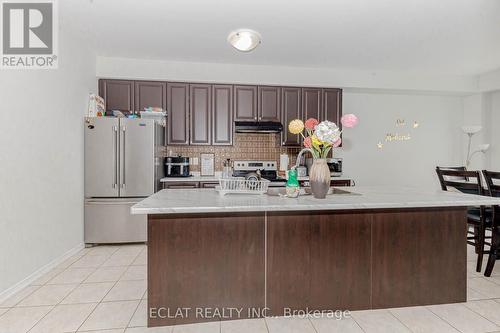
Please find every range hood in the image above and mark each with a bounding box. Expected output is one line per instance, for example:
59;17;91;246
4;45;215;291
235;121;283;133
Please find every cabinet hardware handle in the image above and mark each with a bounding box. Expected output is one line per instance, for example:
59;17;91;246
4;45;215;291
121;126;126;189
113;126;118;189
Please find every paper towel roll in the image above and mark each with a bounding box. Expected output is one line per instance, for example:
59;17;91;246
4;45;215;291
279;154;289;171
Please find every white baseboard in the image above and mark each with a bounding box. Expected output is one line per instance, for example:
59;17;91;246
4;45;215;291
0;243;85;304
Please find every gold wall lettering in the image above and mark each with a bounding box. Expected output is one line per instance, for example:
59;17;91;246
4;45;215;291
377;118;419;149
385;133;412;142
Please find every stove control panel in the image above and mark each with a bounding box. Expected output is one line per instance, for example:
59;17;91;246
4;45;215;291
233;160;277;171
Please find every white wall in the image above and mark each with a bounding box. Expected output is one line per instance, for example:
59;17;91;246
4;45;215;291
336;92;463;188
479;68;500;92
486;91;500;170
96;56;478;94
0;22;96;294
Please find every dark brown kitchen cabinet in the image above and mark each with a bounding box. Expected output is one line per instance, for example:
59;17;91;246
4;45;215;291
234;85;258;121
167;83;189;145
163;182;199;189
323;88;342;125
331;179;352;187
189;84;212;145
212;85;233;145
281;87;302;146
200;181;220;188
134;81;166;111
302;88;322;120
99;79;134;112
258;86;281;122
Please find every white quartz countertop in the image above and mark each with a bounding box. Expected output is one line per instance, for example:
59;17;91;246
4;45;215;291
131;186;500;215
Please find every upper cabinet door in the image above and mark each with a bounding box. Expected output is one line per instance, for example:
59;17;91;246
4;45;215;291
189;84;212;145
258;86;281;122
134;81;166;111
302;88;323;120
167;83;189;145
323;88;342;125
212;85;233;146
234;85;258;121
281;87;302;146
99;79;134;112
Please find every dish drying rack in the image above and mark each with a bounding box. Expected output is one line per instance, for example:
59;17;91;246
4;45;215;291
217;177;270;196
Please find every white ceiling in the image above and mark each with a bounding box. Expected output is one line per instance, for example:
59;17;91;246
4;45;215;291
65;0;500;76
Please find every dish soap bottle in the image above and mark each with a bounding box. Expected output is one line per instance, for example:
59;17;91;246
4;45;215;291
286;169;300;198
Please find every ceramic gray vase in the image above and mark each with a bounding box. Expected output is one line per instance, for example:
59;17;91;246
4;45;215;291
309;158;330;199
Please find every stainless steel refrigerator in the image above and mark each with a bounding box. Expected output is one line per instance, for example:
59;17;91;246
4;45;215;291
84;117;164;244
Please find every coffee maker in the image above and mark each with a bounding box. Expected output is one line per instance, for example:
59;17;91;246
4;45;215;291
164;156;191;177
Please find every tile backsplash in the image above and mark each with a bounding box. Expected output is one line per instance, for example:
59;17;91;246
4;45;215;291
164;133;302;172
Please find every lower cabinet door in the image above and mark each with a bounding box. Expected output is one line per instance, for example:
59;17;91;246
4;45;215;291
200;181;219;188
163;182;200;189
84;198;146;244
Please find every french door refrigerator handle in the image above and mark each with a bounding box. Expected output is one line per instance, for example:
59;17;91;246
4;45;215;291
112;126;118;188
121;125;126;189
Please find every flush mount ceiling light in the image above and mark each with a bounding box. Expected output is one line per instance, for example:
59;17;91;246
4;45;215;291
227;29;261;52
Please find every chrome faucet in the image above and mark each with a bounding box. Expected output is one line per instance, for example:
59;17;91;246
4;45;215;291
292;148;313;169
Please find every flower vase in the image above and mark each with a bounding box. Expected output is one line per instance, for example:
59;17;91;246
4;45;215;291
309;158;330;199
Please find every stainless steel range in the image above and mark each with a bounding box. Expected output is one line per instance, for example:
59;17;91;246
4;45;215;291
232;160;286;187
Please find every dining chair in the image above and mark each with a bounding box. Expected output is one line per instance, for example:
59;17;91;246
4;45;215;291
482;170;500;277
436;166;468;186
435;168;492;272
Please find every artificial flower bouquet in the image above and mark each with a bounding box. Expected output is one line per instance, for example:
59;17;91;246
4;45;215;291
288;114;358;158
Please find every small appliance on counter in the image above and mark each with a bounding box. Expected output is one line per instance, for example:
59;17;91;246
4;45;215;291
305;157;343;177
326;158;343;176
164;156;191;177
296;166;308;177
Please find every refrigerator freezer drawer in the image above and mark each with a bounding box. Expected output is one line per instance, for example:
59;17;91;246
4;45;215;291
84;199;146;244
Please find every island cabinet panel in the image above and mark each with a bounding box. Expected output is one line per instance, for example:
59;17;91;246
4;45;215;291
302;88;323;120
189;84;212;145
212;85;233;145
371;208;467;309
167;83;190;145
234;85;258;121
258;86;281;122
99;79;134;112
148;213;265;327
134;81;166;111
281;87;302;146
266;211;372;315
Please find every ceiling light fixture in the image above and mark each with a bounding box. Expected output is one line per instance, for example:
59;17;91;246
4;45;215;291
227;29;261;52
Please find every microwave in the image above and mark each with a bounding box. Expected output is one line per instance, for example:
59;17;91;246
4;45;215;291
326;158;342;177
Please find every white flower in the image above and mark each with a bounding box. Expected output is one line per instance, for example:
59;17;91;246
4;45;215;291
315;121;341;145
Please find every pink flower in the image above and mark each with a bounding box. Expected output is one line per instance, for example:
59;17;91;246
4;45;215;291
341;114;358;128
332;138;342;147
304;118;319;130
303;136;312;148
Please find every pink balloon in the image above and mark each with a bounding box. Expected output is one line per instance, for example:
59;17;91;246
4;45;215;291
341;114;358;128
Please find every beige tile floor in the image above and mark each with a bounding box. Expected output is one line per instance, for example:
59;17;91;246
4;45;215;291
0;244;499;333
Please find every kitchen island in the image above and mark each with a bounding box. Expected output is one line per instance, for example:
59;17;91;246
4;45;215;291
132;186;500;327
